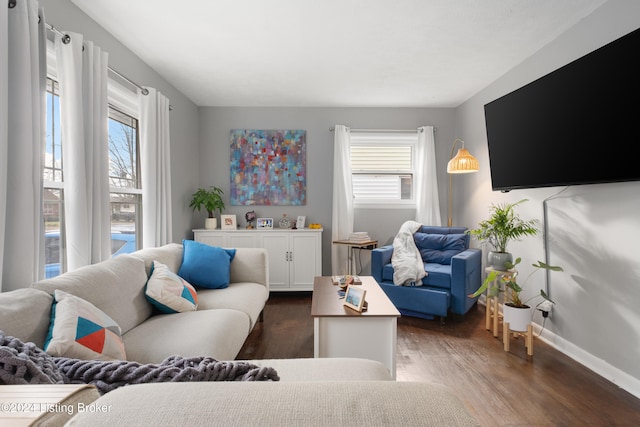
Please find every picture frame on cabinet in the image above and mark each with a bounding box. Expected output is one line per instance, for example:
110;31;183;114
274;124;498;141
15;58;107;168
343;285;367;312
221;214;237;230
296;215;306;229
256;217;273;229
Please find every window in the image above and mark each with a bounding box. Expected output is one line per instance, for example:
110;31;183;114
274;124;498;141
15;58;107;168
44;78;65;278
43;76;142;278
350;132;417;207
108;105;141;247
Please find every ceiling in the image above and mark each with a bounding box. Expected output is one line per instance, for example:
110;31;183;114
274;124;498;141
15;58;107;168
69;0;606;108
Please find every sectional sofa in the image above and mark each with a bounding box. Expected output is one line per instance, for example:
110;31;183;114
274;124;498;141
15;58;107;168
0;242;479;426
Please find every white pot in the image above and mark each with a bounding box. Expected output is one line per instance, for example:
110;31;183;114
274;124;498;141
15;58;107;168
205;217;217;229
503;304;531;332
488;251;513;270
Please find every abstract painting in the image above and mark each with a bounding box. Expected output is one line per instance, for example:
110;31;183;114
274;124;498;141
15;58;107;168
230;129;306;205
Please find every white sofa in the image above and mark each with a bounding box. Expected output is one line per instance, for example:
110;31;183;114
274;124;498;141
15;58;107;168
0;243;479;426
22;243;269;363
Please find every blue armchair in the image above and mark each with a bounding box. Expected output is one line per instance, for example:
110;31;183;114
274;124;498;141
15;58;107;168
371;226;482;321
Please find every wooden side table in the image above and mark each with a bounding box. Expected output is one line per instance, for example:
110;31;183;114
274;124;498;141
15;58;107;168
331;239;378;275
484;267;515;338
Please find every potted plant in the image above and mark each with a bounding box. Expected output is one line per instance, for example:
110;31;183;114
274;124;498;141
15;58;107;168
189;186;225;229
470;257;563;331
468;199;538;270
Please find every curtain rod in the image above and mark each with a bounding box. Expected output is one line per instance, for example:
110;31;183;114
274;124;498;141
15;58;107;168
43;22;151;96
329;127;436;133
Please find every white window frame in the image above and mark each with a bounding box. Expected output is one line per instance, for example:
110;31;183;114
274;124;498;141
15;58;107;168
350;132;418;209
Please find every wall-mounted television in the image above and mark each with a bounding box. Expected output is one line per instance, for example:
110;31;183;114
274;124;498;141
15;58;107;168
484;27;640;192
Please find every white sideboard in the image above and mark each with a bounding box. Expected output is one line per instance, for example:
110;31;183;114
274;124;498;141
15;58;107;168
193;228;322;291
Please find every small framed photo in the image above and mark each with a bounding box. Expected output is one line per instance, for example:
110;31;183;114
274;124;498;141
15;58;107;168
256;217;273;229
296;215;306;229
221;214;237;230
343;285;367;312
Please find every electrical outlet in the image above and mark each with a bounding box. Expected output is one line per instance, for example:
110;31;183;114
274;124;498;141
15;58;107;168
538;300;554;312
537;300;553;318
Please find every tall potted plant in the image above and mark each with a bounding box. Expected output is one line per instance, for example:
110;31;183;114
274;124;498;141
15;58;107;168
468;199;538;270
189;186;225;229
470;257;563;331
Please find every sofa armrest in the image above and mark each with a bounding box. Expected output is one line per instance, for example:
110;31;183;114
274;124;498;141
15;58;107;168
229;248;269;291
371;245;393;283
449;248;482;315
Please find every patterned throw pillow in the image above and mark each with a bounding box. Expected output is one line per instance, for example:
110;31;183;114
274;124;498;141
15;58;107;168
145;260;198;313
44;290;126;361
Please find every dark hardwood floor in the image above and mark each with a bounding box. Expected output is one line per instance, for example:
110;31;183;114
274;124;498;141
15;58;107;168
237;292;640;426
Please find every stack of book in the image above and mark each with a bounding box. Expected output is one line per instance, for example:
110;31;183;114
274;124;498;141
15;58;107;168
348;232;371;243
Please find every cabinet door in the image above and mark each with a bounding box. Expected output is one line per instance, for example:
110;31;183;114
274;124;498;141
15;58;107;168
194;231;226;247
227;233;258;248
260;233;289;290
290;233;321;290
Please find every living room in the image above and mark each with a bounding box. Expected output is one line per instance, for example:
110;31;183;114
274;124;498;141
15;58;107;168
3;0;640;425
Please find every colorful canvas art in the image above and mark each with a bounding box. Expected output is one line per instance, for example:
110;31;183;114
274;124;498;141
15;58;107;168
230;129;307;205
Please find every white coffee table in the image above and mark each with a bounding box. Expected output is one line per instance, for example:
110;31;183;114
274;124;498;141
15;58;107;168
311;276;400;378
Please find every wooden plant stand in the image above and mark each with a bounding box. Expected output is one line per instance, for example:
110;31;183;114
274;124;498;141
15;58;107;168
503;322;534;356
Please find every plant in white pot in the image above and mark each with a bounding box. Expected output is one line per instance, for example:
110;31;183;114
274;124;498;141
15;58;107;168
470;257;563;332
189;186;225;229
468;199;538;270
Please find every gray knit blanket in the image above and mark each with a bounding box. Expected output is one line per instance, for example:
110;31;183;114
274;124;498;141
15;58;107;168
0;331;279;394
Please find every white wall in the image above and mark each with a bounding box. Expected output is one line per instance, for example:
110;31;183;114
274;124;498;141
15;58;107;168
40;0;201;241
197;107;455;275
455;0;640;397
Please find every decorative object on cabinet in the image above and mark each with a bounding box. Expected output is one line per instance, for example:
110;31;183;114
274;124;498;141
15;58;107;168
221;214;237;230
189;186;225;229
467;199;538;270
278;214;292;229
245;210;256;229
257;218;273;229
230;129;306;206
446;138;479;227
296;215;306;229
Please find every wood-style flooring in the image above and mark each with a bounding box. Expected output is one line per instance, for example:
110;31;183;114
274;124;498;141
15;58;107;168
237;292;640;426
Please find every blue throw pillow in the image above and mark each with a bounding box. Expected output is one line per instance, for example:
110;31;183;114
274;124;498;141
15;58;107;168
413;233;467;265
178;240;237;289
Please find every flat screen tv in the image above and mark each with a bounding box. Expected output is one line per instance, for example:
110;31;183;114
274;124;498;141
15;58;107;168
484;27;640;192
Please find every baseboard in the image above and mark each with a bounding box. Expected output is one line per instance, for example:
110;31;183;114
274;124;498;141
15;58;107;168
532;322;640;400
478;298;640;399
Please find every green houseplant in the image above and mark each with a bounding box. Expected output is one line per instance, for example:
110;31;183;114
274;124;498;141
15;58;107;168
468;199;538;269
470;257;563;331
189;186;225;229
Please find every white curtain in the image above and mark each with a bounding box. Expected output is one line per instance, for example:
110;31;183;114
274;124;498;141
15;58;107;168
331;125;354;275
139;87;172;248
415;126;442;226
0;0;46;291
56;32;111;271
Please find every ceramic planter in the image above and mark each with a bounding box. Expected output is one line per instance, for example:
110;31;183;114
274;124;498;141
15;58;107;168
205;217;217;229
488;251;513;270
503;303;531;332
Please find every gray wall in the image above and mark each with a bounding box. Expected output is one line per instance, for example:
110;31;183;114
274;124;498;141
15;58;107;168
41;0;201;242
197;107;455;275
454;0;640;396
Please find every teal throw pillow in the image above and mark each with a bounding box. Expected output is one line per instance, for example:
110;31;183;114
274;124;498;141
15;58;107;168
178;240;237;289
